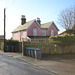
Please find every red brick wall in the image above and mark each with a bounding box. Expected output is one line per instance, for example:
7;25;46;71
46;24;58;36
27;21;43;36
27;22;58;36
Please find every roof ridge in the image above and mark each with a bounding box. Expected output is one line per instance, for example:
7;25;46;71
24;19;35;24
41;21;53;25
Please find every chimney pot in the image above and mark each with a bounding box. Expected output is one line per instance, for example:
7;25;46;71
21;15;26;25
37;17;41;25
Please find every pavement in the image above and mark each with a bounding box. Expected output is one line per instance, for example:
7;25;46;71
0;50;75;75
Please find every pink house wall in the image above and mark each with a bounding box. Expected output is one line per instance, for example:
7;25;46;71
21;30;27;41
27;21;43;36
12;32;20;41
12;30;27;42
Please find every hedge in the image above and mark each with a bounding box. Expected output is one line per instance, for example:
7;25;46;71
6;39;19;46
49;34;75;47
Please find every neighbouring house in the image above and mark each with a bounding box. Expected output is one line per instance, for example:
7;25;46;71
59;24;75;35
12;15;59;42
59;31;66;35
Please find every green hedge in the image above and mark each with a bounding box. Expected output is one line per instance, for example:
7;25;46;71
6;39;19;46
66;29;75;35
49;34;75;47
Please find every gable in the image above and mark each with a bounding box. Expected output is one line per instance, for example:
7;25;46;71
27;21;43;36
41;21;59;31
48;22;59;31
26;20;42;30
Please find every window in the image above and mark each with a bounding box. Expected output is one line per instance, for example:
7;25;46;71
18;32;20;37
12;33;14;36
51;29;54;36
43;30;46;36
33;29;37;36
21;31;23;36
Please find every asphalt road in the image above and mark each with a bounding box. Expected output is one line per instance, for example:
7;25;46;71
0;53;53;75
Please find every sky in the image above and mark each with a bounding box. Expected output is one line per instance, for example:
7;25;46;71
0;0;75;39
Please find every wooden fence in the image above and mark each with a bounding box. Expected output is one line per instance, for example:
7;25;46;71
22;40;75;55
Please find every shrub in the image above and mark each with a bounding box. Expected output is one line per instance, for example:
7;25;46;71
6;39;19;46
49;34;75;47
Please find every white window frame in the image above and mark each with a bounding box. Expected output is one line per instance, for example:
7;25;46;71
51;29;54;36
13;33;14;37
21;31;23;36
43;30;46;36
18;32;20;37
33;28;37;36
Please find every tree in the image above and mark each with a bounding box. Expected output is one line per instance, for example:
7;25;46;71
58;6;75;30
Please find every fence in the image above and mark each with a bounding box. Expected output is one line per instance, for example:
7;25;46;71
0;39;4;50
22;39;75;55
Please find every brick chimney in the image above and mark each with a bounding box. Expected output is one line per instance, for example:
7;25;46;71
21;15;26;25
37;17;41;25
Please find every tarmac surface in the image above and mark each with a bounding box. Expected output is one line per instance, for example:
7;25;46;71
0;51;75;75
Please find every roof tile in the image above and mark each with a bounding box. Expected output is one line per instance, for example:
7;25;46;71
12;19;35;32
41;21;53;28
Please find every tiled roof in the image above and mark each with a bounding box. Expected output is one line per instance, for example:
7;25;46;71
12;19;35;32
41;21;53;28
59;31;66;35
12;19;59;33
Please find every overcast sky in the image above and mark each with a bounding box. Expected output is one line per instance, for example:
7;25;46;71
0;0;75;39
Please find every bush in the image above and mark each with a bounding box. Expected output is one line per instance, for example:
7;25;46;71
49;34;75;47
66;29;75;35
6;39;19;46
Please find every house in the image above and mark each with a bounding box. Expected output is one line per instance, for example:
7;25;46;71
59;31;66;35
12;15;59;42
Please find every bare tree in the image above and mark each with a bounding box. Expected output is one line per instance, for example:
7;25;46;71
58;6;75;30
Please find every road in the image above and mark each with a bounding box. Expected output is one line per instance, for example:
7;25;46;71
0;53;53;75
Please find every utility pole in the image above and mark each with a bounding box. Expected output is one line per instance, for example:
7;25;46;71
74;6;75;27
4;8;6;52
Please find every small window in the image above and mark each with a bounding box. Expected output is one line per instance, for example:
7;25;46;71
18;32;20;37
51;29;54;36
43;30;46;36
21;31;23;36
33;29;37;36
12;33;14;36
